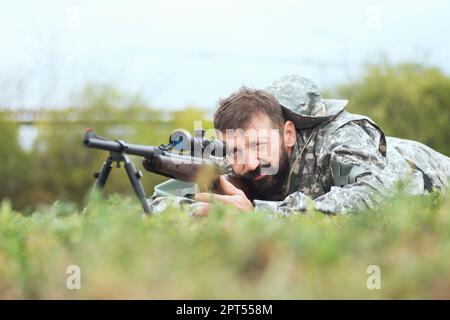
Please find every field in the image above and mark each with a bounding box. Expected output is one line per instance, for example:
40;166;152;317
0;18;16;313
0;191;449;299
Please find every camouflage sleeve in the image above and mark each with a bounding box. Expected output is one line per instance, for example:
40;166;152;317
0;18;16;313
253;191;312;216
147;195;208;216
312;122;397;214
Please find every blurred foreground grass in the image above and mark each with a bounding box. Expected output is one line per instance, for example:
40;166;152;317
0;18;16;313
0;191;449;299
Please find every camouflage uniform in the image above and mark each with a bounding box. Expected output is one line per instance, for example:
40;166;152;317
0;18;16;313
148;75;450;215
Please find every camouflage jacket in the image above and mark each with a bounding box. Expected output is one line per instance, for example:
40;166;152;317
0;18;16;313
147;75;450;215
252;110;450;215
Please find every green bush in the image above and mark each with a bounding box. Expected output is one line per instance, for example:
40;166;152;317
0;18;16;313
336;62;450;156
0;191;449;299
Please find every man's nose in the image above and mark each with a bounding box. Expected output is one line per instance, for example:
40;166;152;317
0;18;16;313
245;152;260;172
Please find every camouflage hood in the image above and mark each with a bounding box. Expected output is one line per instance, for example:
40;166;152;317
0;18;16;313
265;75;348;129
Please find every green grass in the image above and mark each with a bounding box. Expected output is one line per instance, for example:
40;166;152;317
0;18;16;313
1;191;449;299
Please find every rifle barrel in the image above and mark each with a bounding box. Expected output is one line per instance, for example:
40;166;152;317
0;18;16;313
83;131;160;157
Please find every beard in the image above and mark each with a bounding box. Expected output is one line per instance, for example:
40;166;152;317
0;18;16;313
242;143;291;200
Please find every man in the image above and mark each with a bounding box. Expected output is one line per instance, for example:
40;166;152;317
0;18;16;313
149;75;450;216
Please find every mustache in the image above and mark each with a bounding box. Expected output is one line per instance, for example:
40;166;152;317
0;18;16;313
242;162;272;180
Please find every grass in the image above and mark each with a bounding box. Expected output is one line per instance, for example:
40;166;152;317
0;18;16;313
0;190;449;299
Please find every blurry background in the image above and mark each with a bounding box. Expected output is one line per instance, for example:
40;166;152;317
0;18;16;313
1;0;449;211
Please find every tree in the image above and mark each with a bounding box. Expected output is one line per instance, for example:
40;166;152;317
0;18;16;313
0;119;34;210
335;62;450;156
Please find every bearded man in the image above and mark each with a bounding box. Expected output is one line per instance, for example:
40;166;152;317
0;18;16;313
149;75;450;216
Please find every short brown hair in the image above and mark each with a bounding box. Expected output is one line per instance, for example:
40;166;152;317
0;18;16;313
213;86;285;131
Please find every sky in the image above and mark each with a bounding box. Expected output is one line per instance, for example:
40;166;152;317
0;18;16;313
1;0;450;110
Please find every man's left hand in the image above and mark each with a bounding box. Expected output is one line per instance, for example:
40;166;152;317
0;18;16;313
194;175;254;213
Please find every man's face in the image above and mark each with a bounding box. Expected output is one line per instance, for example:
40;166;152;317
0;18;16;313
218;113;293;199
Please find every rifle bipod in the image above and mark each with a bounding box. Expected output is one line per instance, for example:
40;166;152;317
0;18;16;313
88;152;151;215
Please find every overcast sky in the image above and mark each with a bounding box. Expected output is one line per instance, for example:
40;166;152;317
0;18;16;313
1;0;449;110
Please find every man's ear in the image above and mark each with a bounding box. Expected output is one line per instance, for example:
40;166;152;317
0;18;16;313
283;120;296;148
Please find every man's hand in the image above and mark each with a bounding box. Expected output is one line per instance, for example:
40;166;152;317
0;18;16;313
193;175;254;215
